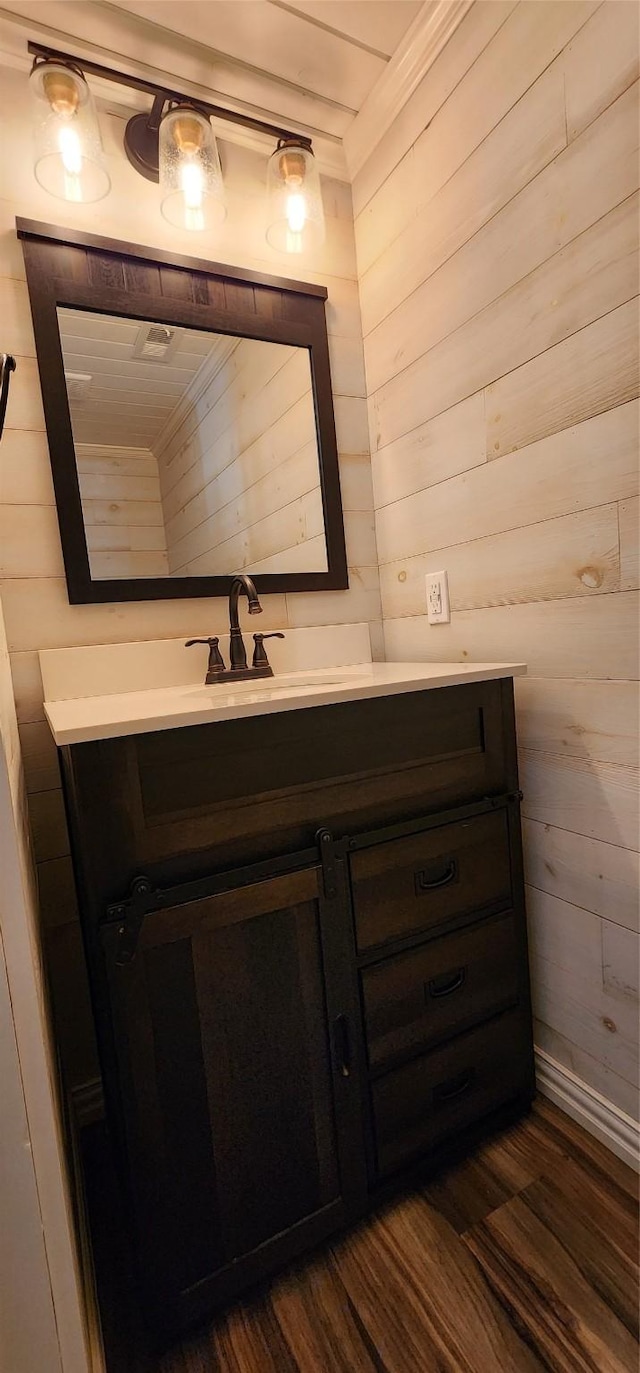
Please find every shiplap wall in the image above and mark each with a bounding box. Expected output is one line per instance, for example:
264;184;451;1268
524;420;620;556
155;339;326;575
76;443;169;580
354;0;639;1120
0;608;64;1373
0;60;379;1088
0;596;92;1371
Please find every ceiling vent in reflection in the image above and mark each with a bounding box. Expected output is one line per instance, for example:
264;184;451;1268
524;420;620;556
133;323;181;363
64;371;92;402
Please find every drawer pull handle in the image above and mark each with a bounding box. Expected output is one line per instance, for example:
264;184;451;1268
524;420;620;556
414;859;457;894
427;967;466;999
433;1068;475;1104
333;1014;351;1078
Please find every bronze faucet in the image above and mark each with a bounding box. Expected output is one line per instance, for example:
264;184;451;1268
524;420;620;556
185;574;285;684
229;574;262;671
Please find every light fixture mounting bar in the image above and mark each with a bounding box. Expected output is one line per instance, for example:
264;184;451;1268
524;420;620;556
27;42;314;149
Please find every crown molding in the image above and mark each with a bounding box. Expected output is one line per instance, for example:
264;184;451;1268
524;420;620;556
343;0;473;180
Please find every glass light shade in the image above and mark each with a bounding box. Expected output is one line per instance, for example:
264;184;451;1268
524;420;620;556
159;106;226;232
266;141;325;254
29;61;111;203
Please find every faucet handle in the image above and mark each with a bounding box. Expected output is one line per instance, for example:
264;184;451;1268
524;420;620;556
252;632;285;668
185;637;227;683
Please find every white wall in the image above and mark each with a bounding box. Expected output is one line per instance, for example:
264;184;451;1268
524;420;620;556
0;925;63;1373
0;596;92;1373
77;443;169;579
1;0;636;1247
0;56;380;1088
156;339;326;576
354;0;639;1125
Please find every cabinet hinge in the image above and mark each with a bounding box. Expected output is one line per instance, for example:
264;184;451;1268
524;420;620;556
108;876;158;964
317;828;338;901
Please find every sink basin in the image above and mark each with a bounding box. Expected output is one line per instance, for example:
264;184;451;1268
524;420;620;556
185;668;371;701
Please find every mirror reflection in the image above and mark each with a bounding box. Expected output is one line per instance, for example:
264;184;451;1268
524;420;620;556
57;307;328;579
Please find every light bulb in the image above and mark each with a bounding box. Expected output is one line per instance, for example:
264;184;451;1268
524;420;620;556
58;122;82;199
180;159;204;209
178;160;204;231
58;123;82;174
285;191;307;234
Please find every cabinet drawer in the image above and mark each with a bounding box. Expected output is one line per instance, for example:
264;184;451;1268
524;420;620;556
362;912;519;1073
372;1010;529;1179
351;809;511;953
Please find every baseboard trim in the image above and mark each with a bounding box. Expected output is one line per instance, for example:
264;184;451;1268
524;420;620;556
70;1055;640;1172
535;1047;639;1173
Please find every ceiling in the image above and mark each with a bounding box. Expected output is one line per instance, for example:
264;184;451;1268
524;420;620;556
58;307;215;448
104;0;422;116
0;0;423;173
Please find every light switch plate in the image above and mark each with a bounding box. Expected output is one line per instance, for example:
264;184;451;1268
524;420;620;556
425;570;450;624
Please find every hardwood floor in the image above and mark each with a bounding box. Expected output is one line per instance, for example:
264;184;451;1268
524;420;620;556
84;1099;639;1373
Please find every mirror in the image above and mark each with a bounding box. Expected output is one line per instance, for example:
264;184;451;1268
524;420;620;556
58;307;327;580
18;219;347;603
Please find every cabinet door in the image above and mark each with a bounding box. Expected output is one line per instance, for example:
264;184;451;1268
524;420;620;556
100;863;362;1338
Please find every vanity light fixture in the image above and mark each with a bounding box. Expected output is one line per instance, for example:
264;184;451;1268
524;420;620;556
27;42;324;251
29;57;111;203
123;91;226;232
266;138;324;254
159;104;226;232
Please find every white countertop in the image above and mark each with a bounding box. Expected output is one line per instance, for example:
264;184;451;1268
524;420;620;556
43;660;526;746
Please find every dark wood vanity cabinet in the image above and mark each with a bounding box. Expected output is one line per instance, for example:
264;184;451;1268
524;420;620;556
59;677;535;1340
99;864;362;1333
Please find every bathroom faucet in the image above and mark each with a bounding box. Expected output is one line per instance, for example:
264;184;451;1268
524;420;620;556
228;575;285;679
229;574;262;671
185;574;285;684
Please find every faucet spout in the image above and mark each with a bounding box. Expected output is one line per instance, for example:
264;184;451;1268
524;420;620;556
229;574;263;670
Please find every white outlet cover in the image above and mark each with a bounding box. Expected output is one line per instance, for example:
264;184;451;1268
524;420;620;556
425;570;450;624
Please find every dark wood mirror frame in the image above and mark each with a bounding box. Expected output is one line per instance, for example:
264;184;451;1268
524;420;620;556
17;218;348;604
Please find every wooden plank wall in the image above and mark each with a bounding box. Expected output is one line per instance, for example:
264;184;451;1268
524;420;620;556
354;0;639;1120
0;60;380;1090
76;443;169;580
0;923;64;1373
0;595;91;1371
154;340;326;575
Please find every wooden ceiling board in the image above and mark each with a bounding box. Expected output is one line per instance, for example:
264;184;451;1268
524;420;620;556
74;428;165;446
59;309;212;448
269;2;422;58
74;398;173;418
73;392;179;417
105;0;385;109
73;406;171;427
60;340;209;373
60;352;202;387
0;1;354;170
60;370;186;397
59;312;212;348
57;312;140;344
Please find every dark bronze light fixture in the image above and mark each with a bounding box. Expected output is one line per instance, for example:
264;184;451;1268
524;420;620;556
27;42;325;249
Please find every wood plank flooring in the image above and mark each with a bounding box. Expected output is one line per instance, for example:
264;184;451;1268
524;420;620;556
85;1099;639;1373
